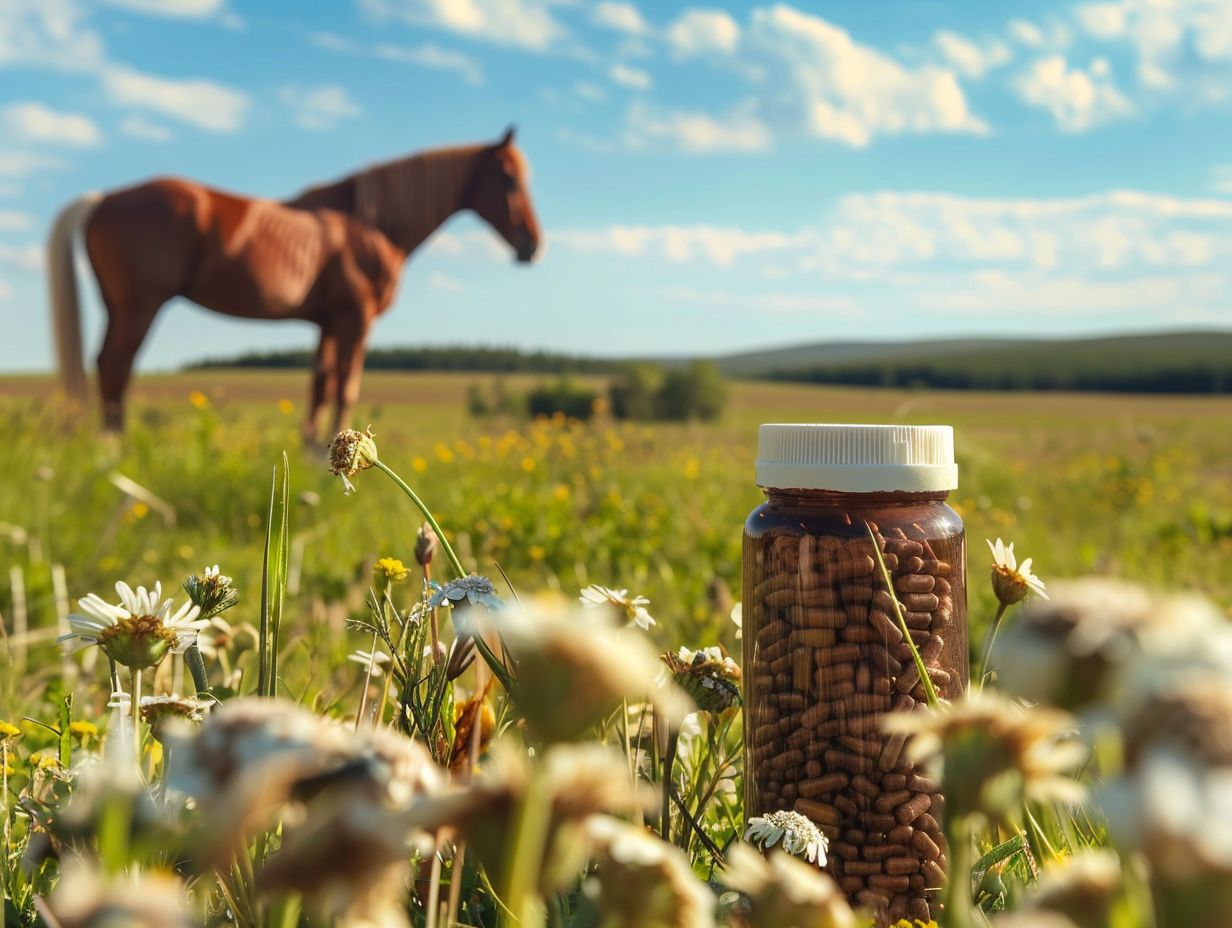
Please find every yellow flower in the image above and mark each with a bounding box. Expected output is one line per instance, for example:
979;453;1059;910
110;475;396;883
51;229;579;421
277;398;294;415
188;390;209;409
411;455;428;473
552;483;570;502
521;456;536;472
0;720;20;742
374;557;409;584
69;721;98;741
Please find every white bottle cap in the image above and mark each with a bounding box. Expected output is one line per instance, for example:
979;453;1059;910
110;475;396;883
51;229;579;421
756;423;957;493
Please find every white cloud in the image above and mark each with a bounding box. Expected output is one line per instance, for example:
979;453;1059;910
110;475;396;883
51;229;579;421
0;210;33;230
0;0;106;72
1213;165;1232;194
0;279;12;300
933;30;1011;79
609;63;651;90
745;6;986;147
100;0;228;18
556;224;810;265
428;272;464;292
278;84;362;131
120;114;174;141
0;242;42;271
665;286;860;316
1014;55;1132;131
358;0;565;52
0;150;67;176
624;101;771;153
101;66;249;132
593;1;647;35
373;42;483;84
1;101;102;147
574;81;607;103
666;8;740;56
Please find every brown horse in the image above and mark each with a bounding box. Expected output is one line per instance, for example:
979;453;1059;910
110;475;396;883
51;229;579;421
47;127;541;441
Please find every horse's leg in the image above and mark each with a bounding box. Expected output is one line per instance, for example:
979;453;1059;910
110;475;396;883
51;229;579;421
331;313;372;435
303;326;338;447
97;301;161;432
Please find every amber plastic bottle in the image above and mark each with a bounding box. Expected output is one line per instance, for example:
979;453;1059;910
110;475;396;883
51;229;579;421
743;424;967;926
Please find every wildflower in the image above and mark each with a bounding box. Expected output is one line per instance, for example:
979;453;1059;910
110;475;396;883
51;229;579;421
139;694;213;726
731;602;742;639
448;684;496;778
69;720;98;743
1016;851;1122;927
195;615;257;660
583;815;716;928
414;522;438;567
348;649;391;678
744;810;828;866
327;427;379;493
663;646;742;713
428;574;503;612
61;580;206;670
373;556;409;586
987;537;1047;606
494;605;691;744
49;855;195;928
580;584;656;630
883;691;1085;826
0;720;20;742
182;564;238;619
722;843;857;928
994;579;1229;714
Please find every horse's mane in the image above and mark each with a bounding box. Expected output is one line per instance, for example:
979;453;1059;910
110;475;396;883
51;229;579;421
286;143;487;254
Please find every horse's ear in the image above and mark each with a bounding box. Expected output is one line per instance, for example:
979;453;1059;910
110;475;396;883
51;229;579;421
500;125;517;147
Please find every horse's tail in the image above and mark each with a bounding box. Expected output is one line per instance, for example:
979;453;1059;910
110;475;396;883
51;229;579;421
47;192;102;402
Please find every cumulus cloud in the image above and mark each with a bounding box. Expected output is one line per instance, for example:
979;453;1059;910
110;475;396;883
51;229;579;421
0;242;43;271
555;224;812;265
665;8;740;56
358;0;565;52
100;0;234;21
624;100;771;153
0;210;33;230
1;101;102;147
1014;55;1132;131
609;62;651;90
278;84;362;131
933;30;1012;79
593;1;647;35
120;114;174;141
0;279;12;300
744;5;987;147
0;150;67;176
0;0;105;72
101;66;249;132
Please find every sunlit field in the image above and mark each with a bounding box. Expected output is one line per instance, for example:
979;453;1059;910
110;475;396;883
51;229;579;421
3;371;1231;927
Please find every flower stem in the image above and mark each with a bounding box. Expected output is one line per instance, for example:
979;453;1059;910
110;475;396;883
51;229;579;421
661;729;679;842
372;460;466;579
503;765;551;925
944;814;978;928
977;602;1010;687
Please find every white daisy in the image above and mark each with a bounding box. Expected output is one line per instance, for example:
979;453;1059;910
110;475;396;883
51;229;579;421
744;810;828;866
988;537;1048;605
60;581;206;670
579;584;655;630
348;649;392;678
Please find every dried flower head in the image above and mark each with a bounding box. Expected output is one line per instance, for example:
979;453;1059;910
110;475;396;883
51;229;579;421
496;605;691;743
139;694;212;729
415;522;438;567
61;581;206;670
584;815;716;928
723;843;857;928
883;691;1086;826
987;538;1047;606
49;856;195;928
327;427;379;493
663;646;742;713
579;584;656;631
744;811;828;866
994;579;1228;714
182;565;238;620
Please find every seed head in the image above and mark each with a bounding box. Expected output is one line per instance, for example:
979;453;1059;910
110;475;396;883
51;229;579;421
328;428;379;493
415;522;438;567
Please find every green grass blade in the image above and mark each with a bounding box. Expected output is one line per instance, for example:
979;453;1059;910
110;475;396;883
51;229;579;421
866;523;940;708
258;454;291;698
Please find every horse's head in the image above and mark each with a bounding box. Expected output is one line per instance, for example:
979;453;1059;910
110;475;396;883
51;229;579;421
466;127;542;264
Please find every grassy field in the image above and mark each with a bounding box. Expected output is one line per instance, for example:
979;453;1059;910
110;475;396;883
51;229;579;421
2;370;1231;926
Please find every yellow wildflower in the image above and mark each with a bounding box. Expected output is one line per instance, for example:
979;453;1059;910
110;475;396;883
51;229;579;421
374;557;409;584
188;390;208;409
0;720;20;742
69;720;98;741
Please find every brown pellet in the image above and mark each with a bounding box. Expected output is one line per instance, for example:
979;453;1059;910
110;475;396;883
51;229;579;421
873;790;912;813
921;859;946;888
911;830;941;859
794;798;841;826
868;874;911;893
800;773;848;797
894;793;932;825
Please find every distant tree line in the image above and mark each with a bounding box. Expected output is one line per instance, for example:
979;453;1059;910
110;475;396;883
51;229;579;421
766;360;1232;395
189;346;624;374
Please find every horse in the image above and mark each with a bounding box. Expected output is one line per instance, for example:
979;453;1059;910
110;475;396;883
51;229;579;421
47;127;541;443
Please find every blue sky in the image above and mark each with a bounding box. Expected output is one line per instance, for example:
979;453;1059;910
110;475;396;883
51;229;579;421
2;0;1231;372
